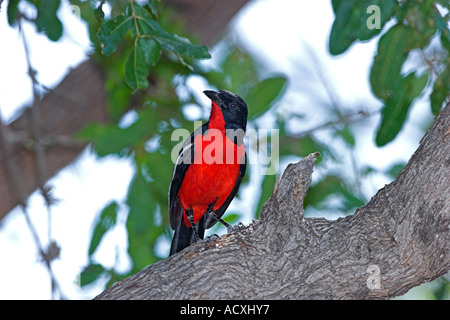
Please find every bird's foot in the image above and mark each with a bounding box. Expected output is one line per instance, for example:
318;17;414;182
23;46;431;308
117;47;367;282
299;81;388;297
226;222;244;233
192;232;202;243
194;233;219;244
185;209;203;243
204;233;220;242
206;210;244;234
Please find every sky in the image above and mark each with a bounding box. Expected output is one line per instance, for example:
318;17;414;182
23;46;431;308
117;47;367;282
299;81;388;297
0;0;435;299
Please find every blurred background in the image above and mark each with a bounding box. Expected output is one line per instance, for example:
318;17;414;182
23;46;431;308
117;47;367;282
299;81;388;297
0;0;449;299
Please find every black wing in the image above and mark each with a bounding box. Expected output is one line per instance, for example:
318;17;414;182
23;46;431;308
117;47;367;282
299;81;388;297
205;152;247;229
168;123;208;230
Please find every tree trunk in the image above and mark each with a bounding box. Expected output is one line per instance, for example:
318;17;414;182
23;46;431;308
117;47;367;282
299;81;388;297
95;102;450;300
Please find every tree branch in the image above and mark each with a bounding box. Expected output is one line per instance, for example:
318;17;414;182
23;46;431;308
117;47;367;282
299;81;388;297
95;102;450;300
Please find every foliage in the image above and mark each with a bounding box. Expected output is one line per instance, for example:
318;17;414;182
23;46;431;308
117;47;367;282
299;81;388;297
328;0;449;297
5;0;449;297
330;0;450;146
96;1;210;90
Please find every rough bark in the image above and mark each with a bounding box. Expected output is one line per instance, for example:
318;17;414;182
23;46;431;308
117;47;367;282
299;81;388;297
0;0;249;221
95;102;450;300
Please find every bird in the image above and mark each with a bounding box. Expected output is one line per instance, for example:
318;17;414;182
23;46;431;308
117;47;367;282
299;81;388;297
169;89;248;256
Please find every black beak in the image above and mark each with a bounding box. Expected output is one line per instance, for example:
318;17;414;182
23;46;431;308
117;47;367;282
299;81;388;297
203;90;222;105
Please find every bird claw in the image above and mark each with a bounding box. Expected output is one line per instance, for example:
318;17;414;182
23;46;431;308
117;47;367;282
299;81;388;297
206;210;244;233
195;233;219;244
226;222;244;233
193;233;201;243
204;233;220;242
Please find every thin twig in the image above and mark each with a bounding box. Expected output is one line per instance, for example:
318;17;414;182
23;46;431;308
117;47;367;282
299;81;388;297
0;113;65;299
291;110;377;138
2;127;85;149
420;50;440;79
299;40;344;118
129;0;141;39
14;18;65;300
18;19;50;205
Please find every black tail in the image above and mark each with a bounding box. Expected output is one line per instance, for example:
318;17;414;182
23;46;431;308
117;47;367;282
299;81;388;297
169;215;206;256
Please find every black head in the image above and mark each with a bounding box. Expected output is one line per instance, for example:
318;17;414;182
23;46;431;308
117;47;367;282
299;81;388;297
203;90;248;131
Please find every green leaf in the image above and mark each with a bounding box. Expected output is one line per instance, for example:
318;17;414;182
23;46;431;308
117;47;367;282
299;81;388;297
223;213;240;224
279;135;328;164
255;173;277;218
35;0;63;41
104;54;133;118
304;175;364;212
132;5;210;59
375;72;428;146
435;11;450;51
7;0;19;26
402;0;437;37
304;175;344;209
152;31;210;59
361;165;377;176
329;0;397;55
370;24;429;100
437;0;450;9
147;0;159;18
430;65;450;115
80;263;106;287
126;173;156;235
144;152;173;204
245;76;287;119
94;0;106;23
125;44;149;90
342;191;366;211
220;48;259;93
126;172;161;271
88;201;119;257
77;123;130;157
386;162;406;179
78;107;158;157
336;125;355;147
138;38;161;66
97;14;132;56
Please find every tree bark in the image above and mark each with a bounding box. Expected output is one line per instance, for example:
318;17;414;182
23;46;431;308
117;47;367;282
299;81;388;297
0;0;249;221
95;102;450;300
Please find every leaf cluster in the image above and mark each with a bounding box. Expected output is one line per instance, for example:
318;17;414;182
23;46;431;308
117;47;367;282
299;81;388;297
330;0;450;146
96;0;210;90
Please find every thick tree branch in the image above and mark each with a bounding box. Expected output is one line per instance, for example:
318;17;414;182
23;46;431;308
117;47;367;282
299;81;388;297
0;59;108;218
95;102;450;300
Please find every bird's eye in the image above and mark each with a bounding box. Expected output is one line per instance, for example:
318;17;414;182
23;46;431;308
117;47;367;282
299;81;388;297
230;103;237;109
